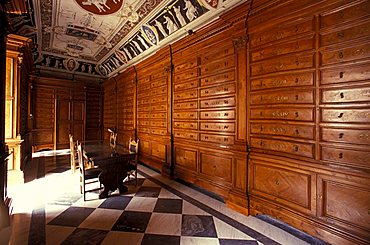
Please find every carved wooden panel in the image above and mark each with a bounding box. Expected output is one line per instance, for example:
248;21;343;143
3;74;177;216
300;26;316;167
250;157;316;215
317;174;370;239
175;147;197;171
200;152;232;183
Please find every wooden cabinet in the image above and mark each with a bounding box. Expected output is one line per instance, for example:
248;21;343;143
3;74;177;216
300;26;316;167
32;77;102;150
100;0;370;243
247;0;370;244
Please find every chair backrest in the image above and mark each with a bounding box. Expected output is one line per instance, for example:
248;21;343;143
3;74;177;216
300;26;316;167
110;132;117;148
69;134;75;156
76;142;85;172
129;137;139;154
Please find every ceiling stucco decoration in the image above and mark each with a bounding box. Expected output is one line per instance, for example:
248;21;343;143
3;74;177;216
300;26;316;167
9;0;244;80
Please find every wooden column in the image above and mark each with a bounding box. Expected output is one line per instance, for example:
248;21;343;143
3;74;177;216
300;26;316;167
0;1;10;229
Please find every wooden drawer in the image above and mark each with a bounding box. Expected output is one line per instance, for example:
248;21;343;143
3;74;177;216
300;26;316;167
174;69;197;81
321;64;370;85
173;121;198;130
151;70;167;80
200;122;235;132
322;87;370;103
200;96;235;108
152;142;166;160
200;83;235;98
175;147;197;171
251;90;314;105
174;130;198;140
200;134;235;145
150;128;167;136
320;1;370;28
321;146;370;168
174;89;198;100
317;174;370;236
174;101;198;110
251;137;314;158
151;95;167;104
321;43;370;66
251;123;314;139
321;109;370;123
138;98;150;105
251;53;313;76
150;112;166;119
136;106;148;112
138;77;150;85
251;72;313;91
200;109;235;120
201;70;235;87
251;39;313;62
137;113;150;119
137;127;150;134
123;108;133;113
173;111;198;120
200;56;235;75
151;78;167;88
250;18;313;48
251;159;315;214
201;46;234;63
151;103;167;111
321;128;370;145
174;80;198;91
151;86;167;96
200;152;232;183
150;120;166;127
174;59;197;73
138;92;150;99
251;108;314;121
320;21;370;47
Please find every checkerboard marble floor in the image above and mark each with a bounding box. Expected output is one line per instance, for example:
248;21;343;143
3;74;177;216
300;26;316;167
5;153;322;245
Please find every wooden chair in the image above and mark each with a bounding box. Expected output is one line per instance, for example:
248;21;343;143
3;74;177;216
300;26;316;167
109;132;117;148
77;142;102;201
127;137;139;186
69;134;78;173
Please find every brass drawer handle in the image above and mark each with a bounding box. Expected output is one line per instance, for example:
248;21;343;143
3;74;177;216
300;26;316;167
338;133;344;139
340;92;344;99
339;72;344;78
338;113;344;118
339;153;343;159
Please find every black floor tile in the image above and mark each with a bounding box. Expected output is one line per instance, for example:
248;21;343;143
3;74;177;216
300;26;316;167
141;234;180;245
112;211;151;233
219;239;258;245
61;228;108;245
153;198;183;214
98;195;132;210
181;215;217;237
135;186;161;198
48;206;95;227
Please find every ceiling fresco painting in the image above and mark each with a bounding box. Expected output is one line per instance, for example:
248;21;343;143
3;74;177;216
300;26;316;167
8;0;244;79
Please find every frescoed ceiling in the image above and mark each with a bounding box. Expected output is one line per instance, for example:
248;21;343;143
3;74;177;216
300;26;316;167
8;0;244;80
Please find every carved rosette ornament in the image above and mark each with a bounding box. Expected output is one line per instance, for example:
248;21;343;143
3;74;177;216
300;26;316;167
232;35;248;51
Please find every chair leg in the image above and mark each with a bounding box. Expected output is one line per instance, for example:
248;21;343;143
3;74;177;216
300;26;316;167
135;170;137;186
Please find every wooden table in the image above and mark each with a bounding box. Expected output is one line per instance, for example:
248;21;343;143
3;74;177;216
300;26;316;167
81;140;135;199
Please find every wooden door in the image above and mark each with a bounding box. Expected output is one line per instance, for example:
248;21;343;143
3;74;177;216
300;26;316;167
56;99;71;149
72;101;85;142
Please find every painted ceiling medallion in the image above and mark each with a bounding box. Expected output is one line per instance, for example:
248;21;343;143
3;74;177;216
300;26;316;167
201;0;218;8
75;0;124;15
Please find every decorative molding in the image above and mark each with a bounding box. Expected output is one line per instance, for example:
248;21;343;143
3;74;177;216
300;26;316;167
233;35;248;51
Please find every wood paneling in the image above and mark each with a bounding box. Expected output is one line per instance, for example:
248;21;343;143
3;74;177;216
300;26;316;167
100;1;370;244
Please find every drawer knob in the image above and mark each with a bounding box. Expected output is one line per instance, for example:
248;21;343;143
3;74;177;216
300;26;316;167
295;112;299;117
275;180;280;185
337;32;344;38
338;113;344;118
340;92;344;99
295;129;299;135
224;125;229;129
338;133;344;138
338;52;344;59
339;72;344;78
224;113;229;116
339;153;343;159
293;145;299;152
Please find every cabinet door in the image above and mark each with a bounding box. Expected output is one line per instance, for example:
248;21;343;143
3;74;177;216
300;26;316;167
56;99;71;149
72;101;85;142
